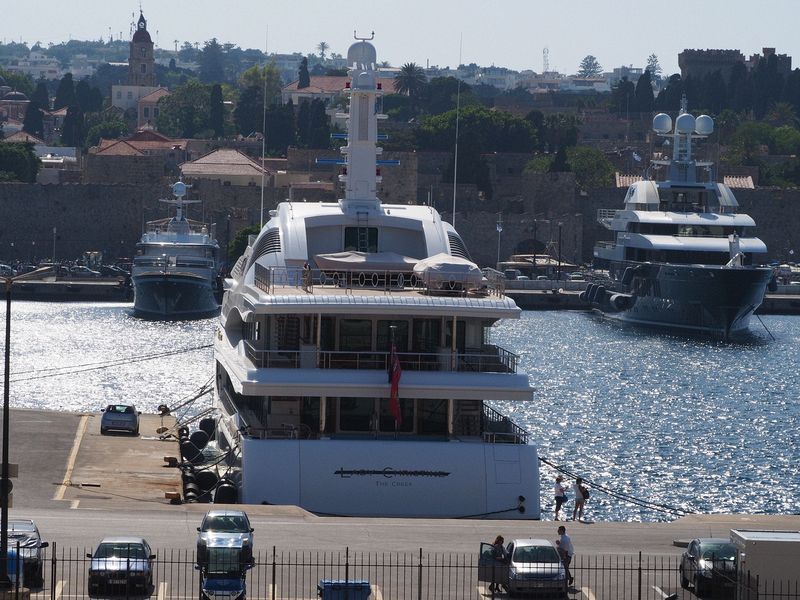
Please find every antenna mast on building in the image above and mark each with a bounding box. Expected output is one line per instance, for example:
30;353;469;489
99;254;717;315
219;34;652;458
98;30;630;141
543;47;550;73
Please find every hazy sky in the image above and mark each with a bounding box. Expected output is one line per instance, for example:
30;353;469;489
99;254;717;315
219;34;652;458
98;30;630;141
4;0;798;76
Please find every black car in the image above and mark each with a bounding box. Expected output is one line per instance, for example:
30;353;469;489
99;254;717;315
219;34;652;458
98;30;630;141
87;537;155;596
680;538;737;597
7;519;48;587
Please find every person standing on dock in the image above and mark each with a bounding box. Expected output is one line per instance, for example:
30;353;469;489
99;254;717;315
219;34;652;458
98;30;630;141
554;475;568;521
572;477;588;521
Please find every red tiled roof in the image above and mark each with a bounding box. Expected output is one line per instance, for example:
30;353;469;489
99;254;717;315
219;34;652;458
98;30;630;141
139;88;170;103
180;148;268;176
2;131;44;144
95;140;145;156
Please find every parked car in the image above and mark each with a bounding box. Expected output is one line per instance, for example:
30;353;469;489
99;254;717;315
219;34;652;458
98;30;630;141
100;404;141;435
680;537;737;597
7;519;48;587
0;264;15;278
479;538;566;596
197;510;254;565
87;537;155;596
69;265;101;278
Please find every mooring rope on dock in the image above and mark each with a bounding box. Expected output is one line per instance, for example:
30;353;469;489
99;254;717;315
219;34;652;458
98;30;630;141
539;456;693;517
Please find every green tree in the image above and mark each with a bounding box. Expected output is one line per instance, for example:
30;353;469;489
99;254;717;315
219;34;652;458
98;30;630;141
298;57;310;89
238;64;282;102
22;101;44;138
0;143;40;182
31;81;49;110
307;98;330;148
75;79;92;111
317;41;329;61
715;109;741;144
0;68;34;97
53;72;76;110
422;76;472;115
549;147;570;172
199;38;226;83
296;100;311;146
60;105;84;147
634;70;654;114
566;145;615;189
540;113;580;152
229;225;261;263
771;125;800;155
156;79;212;138
612;76;636;115
645;54;662;81
209;84;225;138
265;103;296;155
765;102;798;128
577;55;602;77
394;63;426;97
654;74;685;112
727;62;753;113
700;70;727;114
85;117;129;148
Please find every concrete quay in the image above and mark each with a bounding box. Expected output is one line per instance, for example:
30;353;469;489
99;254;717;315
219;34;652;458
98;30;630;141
4;407;799;556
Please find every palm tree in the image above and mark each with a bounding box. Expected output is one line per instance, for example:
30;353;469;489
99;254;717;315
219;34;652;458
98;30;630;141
317;41;329;61
394;63;427;97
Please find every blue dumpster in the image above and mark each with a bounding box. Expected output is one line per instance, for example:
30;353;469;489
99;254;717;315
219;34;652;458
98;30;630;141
317;579;371;600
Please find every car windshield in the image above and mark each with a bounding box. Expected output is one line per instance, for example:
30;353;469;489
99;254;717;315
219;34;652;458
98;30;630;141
203;514;249;532
701;544;736;561
94;543;147;559
107;405;134;414
512;545;560;564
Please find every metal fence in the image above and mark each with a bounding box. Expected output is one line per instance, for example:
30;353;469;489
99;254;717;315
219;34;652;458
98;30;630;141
4;545;799;600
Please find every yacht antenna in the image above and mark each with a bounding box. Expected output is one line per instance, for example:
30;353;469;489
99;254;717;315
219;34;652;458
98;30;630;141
260;27;268;228
353;30;375;41
452;33;462;228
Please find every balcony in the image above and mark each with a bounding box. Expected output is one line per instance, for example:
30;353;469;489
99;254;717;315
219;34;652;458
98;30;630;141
243;343;518;374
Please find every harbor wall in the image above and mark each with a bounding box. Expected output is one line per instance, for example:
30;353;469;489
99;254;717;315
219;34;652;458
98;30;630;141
1;175;799;267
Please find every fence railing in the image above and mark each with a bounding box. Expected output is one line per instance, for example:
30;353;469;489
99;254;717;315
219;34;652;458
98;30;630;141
4;545;799;600
243;345;518;374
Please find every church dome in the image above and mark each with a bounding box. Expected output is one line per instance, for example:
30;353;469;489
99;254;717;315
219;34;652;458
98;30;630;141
2;91;29;102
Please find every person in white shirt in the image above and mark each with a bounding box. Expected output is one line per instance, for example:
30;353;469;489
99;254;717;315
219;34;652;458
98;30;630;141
554;475;567;521
556;525;575;586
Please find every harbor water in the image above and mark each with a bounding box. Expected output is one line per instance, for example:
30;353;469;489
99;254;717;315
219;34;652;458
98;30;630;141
2;301;798;522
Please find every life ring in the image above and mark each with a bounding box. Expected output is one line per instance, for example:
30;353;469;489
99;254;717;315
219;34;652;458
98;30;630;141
371;272;379;287
358;272;366;286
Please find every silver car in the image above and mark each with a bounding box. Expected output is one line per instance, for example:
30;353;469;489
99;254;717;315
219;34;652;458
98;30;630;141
8;519;48;587
479;538;566;597
100;404;141;435
680;537;737;597
87;537;155;596
197;510;254;564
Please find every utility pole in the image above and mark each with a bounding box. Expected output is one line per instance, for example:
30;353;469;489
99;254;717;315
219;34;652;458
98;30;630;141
496;213;503;267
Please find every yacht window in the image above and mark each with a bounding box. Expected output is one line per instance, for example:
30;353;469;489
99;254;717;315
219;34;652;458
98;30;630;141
412;319;441;352
377;320;409;352
417;399;447;435
344;227;378;253
379;398;413;432
339;319;372;351
338;397;374;431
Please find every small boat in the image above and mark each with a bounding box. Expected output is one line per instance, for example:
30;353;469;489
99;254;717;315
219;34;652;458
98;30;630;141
590;98;772;338
131;181;220;319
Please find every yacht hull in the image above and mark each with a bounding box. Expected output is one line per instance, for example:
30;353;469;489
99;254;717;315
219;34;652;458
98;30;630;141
218;420;539;519
593;263;772;338
132;272;219;319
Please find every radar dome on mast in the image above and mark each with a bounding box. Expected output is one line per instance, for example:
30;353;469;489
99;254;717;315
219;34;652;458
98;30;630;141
653;113;673;134
347;36;377;70
695;114;714;136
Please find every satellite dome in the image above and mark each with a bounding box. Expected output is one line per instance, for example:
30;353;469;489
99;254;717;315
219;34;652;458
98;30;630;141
652;113;672;134
675;113;696;134
347;41;377;68
695;114;714;136
172;181;188;198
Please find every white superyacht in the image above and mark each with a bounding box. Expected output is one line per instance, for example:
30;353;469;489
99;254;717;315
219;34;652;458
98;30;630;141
211;38;538;519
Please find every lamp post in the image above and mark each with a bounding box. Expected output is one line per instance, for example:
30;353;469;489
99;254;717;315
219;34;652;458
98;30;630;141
0;267;49;588
495;213;503;268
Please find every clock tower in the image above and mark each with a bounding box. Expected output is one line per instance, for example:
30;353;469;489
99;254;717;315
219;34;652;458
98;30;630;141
128;11;155;86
